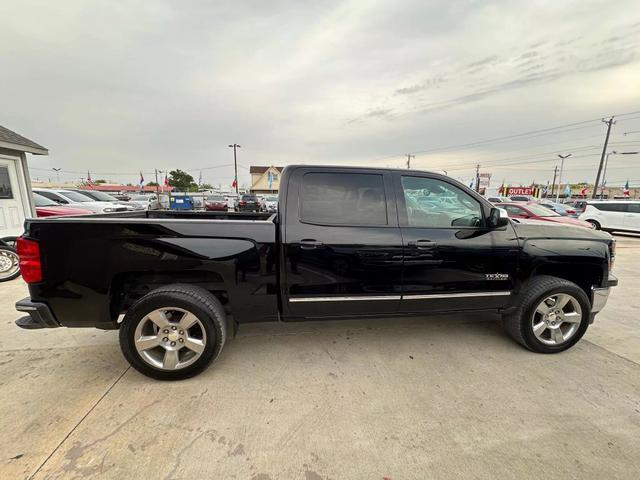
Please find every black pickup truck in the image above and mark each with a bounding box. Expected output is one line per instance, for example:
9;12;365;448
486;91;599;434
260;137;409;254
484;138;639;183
15;166;617;380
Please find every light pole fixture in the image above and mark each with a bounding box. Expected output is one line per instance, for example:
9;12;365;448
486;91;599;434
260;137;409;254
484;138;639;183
52;167;62;184
601;151;639;198
556;154;572;202
228;144;241;195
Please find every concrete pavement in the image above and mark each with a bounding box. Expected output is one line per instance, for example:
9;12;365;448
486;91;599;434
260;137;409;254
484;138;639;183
1;234;639;479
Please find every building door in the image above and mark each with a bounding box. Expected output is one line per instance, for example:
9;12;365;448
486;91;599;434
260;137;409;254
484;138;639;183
0;157;26;238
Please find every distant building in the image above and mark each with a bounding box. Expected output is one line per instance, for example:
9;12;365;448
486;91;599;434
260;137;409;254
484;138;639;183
249;166;283;194
0;125;47;237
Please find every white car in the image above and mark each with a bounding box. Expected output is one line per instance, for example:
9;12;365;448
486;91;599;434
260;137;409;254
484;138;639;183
70;189;144;211
578;200;640;233
263;195;278;213
128;194;160;210
33;189;129;214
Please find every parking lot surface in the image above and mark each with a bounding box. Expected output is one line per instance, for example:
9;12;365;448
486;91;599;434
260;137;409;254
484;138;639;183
1;234;639;479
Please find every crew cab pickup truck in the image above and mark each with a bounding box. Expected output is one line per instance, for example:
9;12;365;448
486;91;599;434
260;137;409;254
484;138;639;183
15;166;617;380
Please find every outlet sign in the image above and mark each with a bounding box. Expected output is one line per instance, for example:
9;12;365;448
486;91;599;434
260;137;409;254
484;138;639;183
507;187;533;196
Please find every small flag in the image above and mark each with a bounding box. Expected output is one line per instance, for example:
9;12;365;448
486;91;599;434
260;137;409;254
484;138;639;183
164;174;169;188
139;172;144;189
623;180;630;197
87;171;92;184
268;171;273;189
580;185;588;196
231;178;237;189
563;184;571;197
498;182;505;195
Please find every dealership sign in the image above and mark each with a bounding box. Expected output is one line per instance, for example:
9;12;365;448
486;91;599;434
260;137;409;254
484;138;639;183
506;187;533;196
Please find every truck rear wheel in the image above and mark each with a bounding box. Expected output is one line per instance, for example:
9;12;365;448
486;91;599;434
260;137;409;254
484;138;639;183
119;284;226;380
503;276;590;353
0;246;20;282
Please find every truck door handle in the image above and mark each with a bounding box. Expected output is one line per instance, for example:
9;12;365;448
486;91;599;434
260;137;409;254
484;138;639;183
300;239;324;250
409;240;437;250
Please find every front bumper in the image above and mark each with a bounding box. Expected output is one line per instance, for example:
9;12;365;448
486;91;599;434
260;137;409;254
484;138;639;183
591;273;618;315
15;298;60;329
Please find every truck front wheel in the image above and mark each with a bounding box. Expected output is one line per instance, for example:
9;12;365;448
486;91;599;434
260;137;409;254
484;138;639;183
503;276;591;353
119;284;227;380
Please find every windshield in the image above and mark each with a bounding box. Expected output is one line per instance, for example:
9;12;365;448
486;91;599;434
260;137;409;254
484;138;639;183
207;196;225;201
60;191;95;202
80;190;117;201
242;195;257;201
33;192;57;207
526;204;561;217
265;196;278;202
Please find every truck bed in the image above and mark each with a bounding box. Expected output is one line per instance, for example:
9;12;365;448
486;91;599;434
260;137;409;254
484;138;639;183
22;210;279;329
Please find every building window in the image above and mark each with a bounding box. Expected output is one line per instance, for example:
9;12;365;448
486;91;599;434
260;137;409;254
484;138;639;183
0;167;13;199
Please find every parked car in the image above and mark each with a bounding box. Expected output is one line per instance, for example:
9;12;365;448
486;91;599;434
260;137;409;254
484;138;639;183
128;194;160;210
509;195;530;202
0;239;19;282
237;194;260;212
204;195;228;211
33;188;128;214
538;200;578;217
34;192;94;217
487;196;511;203
564;200;588;215
578;200;640;233
262;195;278;213
500;202;593;229
71;189;144;211
15;166;617;380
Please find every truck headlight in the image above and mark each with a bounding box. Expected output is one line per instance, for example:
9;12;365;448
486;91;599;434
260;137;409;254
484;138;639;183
103;207;115;212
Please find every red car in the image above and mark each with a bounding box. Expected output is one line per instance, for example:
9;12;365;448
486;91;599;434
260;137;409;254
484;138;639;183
500;202;594;229
204;195;228;212
34;192;93;217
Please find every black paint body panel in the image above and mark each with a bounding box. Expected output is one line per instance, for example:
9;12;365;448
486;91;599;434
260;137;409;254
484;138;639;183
20;167;615;329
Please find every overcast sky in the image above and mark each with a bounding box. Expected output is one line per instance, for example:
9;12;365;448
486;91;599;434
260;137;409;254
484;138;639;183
1;0;640;188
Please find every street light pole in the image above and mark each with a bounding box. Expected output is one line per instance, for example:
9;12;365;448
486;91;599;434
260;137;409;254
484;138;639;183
52;167;61;184
228;144;241;195
602;151;639;198
556;154;572;202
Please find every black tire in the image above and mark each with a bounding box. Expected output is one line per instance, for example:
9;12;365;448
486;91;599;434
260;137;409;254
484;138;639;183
119;284;227;380
1;236;17;248
503;275;591;353
0;246;21;282
586;220;600;230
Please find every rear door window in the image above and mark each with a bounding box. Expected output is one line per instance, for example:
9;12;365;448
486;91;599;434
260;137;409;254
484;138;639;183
592;203;629;212
300;172;387;226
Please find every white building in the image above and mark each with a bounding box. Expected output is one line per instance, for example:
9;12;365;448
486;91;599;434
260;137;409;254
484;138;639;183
0;125;47;238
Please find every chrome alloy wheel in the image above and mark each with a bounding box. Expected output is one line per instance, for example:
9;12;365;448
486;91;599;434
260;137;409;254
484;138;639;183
134;307;207;370
531;294;582;345
0;249;19;280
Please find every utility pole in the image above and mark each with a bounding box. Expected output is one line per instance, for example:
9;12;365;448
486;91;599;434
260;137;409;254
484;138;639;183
52;167;61;184
406;153;415;169
154;169;159;195
550;166;558;197
592;117;615;199
229;144;241;194
475;164;480;192
556;154;572;202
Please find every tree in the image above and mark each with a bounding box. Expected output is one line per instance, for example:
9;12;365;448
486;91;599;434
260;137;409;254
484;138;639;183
168;169;197;191
147;181;159;187
94;179;107;184
200;183;214;190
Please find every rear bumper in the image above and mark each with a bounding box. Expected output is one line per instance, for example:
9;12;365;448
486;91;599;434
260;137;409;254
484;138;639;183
15;298;60;329
591;273;618;315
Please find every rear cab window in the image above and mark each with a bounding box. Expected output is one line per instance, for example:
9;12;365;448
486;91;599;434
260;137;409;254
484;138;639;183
300;172;387;226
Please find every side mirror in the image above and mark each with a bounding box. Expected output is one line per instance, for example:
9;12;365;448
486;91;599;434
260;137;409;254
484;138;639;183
489;207;509;228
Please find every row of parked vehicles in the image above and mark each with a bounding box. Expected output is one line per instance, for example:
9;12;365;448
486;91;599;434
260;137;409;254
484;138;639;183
204;193;278;213
487;195;640;233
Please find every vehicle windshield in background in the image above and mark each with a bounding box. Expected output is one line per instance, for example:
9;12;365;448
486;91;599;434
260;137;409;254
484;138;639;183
526;204;561;217
207;196;225;201
60;191;95;202
80;190;118;201
241;195;257;201
33;192;57;207
265;196;278;202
